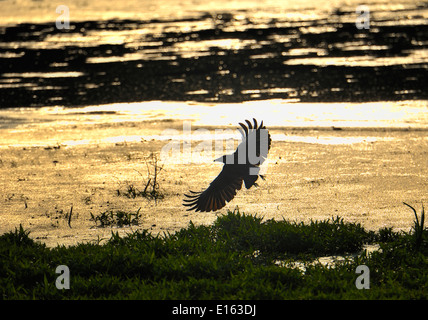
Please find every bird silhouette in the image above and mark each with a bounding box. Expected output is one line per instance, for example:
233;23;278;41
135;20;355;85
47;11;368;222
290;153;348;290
183;118;271;212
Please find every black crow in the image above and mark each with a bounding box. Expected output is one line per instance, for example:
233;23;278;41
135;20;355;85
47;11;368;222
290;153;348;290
183;118;271;212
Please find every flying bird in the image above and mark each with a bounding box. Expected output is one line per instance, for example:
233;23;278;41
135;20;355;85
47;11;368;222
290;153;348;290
183;118;271;212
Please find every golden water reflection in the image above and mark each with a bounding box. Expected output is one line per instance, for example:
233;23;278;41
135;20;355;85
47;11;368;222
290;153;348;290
1;99;427;149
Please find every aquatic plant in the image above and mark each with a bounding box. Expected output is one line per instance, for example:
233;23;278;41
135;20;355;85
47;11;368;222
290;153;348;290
117;153;165;201
90;208;141;228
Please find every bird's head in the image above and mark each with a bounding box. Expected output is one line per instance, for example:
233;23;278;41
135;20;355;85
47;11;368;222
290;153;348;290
214;154;235;164
214;155;227;163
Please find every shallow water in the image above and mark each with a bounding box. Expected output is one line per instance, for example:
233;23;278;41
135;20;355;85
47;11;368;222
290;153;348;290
1;99;427;148
1;0;428;108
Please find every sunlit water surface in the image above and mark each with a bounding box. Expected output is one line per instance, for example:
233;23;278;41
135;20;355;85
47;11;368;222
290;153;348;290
1;99;427;149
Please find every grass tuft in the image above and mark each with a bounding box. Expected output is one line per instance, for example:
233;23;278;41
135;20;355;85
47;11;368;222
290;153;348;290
90;208;142;228
403;202;426;251
0;224;36;247
116;153;165;201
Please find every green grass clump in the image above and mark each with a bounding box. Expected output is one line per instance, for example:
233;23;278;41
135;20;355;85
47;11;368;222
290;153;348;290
90;208;141;228
214;210;372;260
1;209;427;299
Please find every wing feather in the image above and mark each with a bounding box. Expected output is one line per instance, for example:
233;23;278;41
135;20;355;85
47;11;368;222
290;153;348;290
183;164;243;212
239;122;248;136
235;118;271;166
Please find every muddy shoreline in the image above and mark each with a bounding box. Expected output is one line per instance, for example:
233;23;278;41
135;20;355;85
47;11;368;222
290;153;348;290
1;126;426;247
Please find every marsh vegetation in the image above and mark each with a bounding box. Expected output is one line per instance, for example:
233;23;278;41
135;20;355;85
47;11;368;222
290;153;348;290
1;206;426;299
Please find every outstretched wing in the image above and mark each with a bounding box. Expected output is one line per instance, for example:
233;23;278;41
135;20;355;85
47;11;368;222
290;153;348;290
183;164;243;212
235;118;271;166
184;118;271;212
